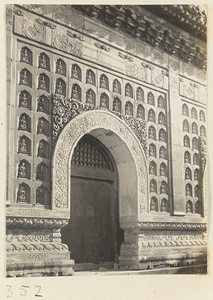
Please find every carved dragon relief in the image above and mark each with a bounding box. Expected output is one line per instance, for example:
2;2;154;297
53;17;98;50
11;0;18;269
52;94;147;156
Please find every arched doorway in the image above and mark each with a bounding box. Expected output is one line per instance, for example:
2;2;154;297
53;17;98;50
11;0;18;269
61;134;124;270
52;110;148;271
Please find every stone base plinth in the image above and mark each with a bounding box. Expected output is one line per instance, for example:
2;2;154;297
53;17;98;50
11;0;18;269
118;224;207;272
6;259;74;277
6;217;75;277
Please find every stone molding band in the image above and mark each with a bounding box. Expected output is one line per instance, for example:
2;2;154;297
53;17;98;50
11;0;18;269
6;217;69;229
121;222;207;231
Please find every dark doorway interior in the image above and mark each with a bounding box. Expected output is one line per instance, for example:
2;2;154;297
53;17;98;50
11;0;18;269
61;134;124;271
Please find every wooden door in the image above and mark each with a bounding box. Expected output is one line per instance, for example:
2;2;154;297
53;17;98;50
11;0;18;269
61;134;122;266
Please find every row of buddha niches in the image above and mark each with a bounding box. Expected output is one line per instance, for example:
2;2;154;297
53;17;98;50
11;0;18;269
16;46;53;206
17;45;168;208
182;103;206;215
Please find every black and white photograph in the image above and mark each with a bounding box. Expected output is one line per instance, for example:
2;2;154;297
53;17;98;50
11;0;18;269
1;2;213;299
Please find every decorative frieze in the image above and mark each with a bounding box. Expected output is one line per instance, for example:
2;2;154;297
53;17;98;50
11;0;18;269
6;229;53;242
52;31;83;57
121;222;207;231
6;217;69;228
6;242;68;252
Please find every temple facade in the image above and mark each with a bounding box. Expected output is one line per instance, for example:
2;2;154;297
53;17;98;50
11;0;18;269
5;4;207;276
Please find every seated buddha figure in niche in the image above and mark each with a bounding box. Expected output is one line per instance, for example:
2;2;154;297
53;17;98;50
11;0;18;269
86;70;94;85
125;102;132;116
72;85;79;100
38;141;46;157
17;185;28;202
19;137;28;154
39;75;47;90
149;145;155;157
150;181;156;193
56;60;64;75
125;84;132;97
18;161;27;178
113;99;120;112
72;65;79;79
100;94;108;108
185;168;191;180
161;199;167;212
39;54;47;69
37;96;46;112
86;90;94;104
20;70;29;86
37;119;45;135
137;88;143;101
21;48;29;64
150;198;157;212
113;80;120;93
186;185;191;197
56;80;63;95
19;92;28;108
161;182;167;194
186;201;192;213
100;75;107;89
19;115;28;131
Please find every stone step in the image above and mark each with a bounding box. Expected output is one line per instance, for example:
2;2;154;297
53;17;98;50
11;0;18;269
73;264;207;276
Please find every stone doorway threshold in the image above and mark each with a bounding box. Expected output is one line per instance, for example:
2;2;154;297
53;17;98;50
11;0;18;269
74;264;207;276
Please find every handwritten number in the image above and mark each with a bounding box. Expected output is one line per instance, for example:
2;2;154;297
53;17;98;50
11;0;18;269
20;285;29;296
6;285;12;298
35;286;42;297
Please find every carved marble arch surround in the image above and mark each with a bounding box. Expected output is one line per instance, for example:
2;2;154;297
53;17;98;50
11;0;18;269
52;110;148;223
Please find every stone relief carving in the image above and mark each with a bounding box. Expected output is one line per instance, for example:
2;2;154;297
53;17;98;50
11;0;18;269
153;50;163;65
6;6;13;25
152;69;164;88
125;62;146;82
52;95;147;156
52;5;83;30
124;37;145;57
22;18;44;42
52;108;148;212
52;31;83;57
6;242;69;252
22;4;45;15
6;229;53;243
